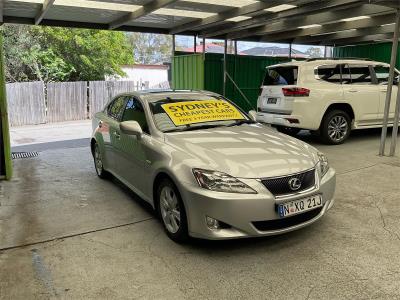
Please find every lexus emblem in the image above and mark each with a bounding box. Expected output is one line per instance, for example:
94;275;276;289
288;177;301;191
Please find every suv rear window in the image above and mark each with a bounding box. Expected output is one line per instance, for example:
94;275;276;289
263;66;298;86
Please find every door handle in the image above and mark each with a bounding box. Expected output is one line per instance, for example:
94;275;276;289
380;90;387;93
348;90;358;93
113;131;120;139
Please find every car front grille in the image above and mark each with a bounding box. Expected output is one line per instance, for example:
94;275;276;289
261;169;316;197
252;207;322;231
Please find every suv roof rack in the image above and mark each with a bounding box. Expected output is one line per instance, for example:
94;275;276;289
305;57;373;62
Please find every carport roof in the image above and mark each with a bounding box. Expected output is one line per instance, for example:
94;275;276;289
1;0;400;46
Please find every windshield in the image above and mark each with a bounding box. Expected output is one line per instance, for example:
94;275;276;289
149;95;251;133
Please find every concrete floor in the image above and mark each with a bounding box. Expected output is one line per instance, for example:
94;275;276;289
1;129;400;299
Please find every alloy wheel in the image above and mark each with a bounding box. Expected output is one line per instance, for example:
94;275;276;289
160;186;181;234
327;116;348;142
94;144;103;175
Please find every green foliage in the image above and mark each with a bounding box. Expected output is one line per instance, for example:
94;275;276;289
127;33;172;64
2;25;133;82
305;47;323;58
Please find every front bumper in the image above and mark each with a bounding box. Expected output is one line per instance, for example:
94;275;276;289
179;167;336;240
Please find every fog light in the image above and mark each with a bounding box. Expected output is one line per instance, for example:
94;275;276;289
206;216;220;230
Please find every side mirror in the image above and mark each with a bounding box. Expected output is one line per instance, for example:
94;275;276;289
248;110;257;122
120;121;143;139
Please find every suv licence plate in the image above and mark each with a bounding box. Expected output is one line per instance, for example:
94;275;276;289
278;195;322;218
267;98;278;104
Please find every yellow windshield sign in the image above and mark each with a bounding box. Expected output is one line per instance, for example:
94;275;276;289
162;100;245;126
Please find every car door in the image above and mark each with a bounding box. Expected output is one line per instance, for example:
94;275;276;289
113;96;150;197
102;96;127;174
341;64;380;126
374;65;399;123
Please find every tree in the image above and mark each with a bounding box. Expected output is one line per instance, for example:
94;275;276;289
305;47;323;58
2;24;133;82
127;33;172;64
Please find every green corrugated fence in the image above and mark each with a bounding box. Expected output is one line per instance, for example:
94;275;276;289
172;54;204;90
334;42;400;69
172;52;290;111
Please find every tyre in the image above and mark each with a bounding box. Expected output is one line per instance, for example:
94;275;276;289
93;142;110;179
276;126;301;136
320;110;351;145
156;178;189;243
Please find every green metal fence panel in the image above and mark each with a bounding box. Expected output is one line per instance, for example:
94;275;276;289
334;42;400;68
172;52;296;111
204;53;289;111
172;54;204;90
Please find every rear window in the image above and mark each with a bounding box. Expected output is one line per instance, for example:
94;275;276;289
263;66;298;86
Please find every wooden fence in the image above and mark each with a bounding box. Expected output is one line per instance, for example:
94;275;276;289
6;80;155;126
6;81;46;126
47;81;87;123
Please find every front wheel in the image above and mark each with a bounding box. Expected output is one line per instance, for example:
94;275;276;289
93;142;110;179
156;178;189;243
320;110;351;145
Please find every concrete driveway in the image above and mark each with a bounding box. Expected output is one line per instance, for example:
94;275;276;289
1;129;400;299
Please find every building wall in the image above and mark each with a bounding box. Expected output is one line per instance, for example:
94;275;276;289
119;66;169;88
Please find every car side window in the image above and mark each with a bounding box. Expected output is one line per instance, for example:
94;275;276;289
107;97;126;120
348;64;372;85
374;65;398;85
315;64;341;84
341;64;352;84
121;97;150;134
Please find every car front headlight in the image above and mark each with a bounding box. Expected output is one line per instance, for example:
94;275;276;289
192;168;257;194
317;152;329;177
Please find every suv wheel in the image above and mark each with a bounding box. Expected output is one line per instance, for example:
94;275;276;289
156;178;189;243
320;110;351;145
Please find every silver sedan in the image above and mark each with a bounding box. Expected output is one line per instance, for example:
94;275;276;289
91;90;336;242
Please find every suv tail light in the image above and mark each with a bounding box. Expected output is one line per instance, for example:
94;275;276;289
282;87;310;97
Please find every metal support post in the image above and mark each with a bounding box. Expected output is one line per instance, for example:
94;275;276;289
223;38;227;96
379;10;400;156
289;43;292;59
172;34;175;56
194;35;197;53
0;32;12;180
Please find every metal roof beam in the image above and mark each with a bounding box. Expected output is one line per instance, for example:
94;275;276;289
169;0;283;35
35;0;55;25
259;13;396;42
202;0;366;38
324;33;396;46
294;23;396;44
224;3;394;40
109;0;178;30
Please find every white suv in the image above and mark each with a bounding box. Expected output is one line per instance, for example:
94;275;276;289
256;59;399;144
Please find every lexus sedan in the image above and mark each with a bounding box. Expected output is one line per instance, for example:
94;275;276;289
91;90;336;242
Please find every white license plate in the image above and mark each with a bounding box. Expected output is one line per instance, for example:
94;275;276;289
278;195;322;218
